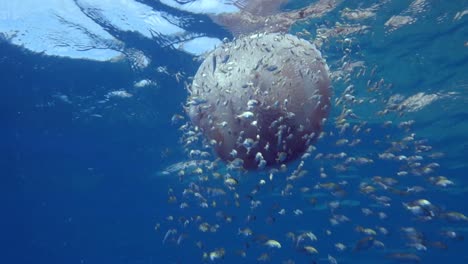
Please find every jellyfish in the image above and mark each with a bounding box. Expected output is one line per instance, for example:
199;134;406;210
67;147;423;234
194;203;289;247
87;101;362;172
186;33;331;169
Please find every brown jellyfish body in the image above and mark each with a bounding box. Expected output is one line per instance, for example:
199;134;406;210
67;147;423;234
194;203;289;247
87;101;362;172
187;33;331;169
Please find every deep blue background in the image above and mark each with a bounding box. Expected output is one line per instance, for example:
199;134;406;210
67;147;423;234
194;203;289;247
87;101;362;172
1;1;468;263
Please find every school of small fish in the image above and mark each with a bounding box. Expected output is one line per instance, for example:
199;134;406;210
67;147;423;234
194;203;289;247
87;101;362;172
155;1;467;263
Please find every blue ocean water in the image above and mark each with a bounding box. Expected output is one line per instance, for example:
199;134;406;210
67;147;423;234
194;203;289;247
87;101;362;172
1;0;467;264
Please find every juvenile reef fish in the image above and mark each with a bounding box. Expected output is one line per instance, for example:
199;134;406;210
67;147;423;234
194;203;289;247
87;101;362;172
385;253;421;263
264;239;281;248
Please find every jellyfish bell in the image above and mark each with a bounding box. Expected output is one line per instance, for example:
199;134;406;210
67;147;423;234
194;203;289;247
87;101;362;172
187;33;331;169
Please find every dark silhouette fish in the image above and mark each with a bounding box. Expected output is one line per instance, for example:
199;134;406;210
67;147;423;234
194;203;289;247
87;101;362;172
212;54;216;74
353;236;375;251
